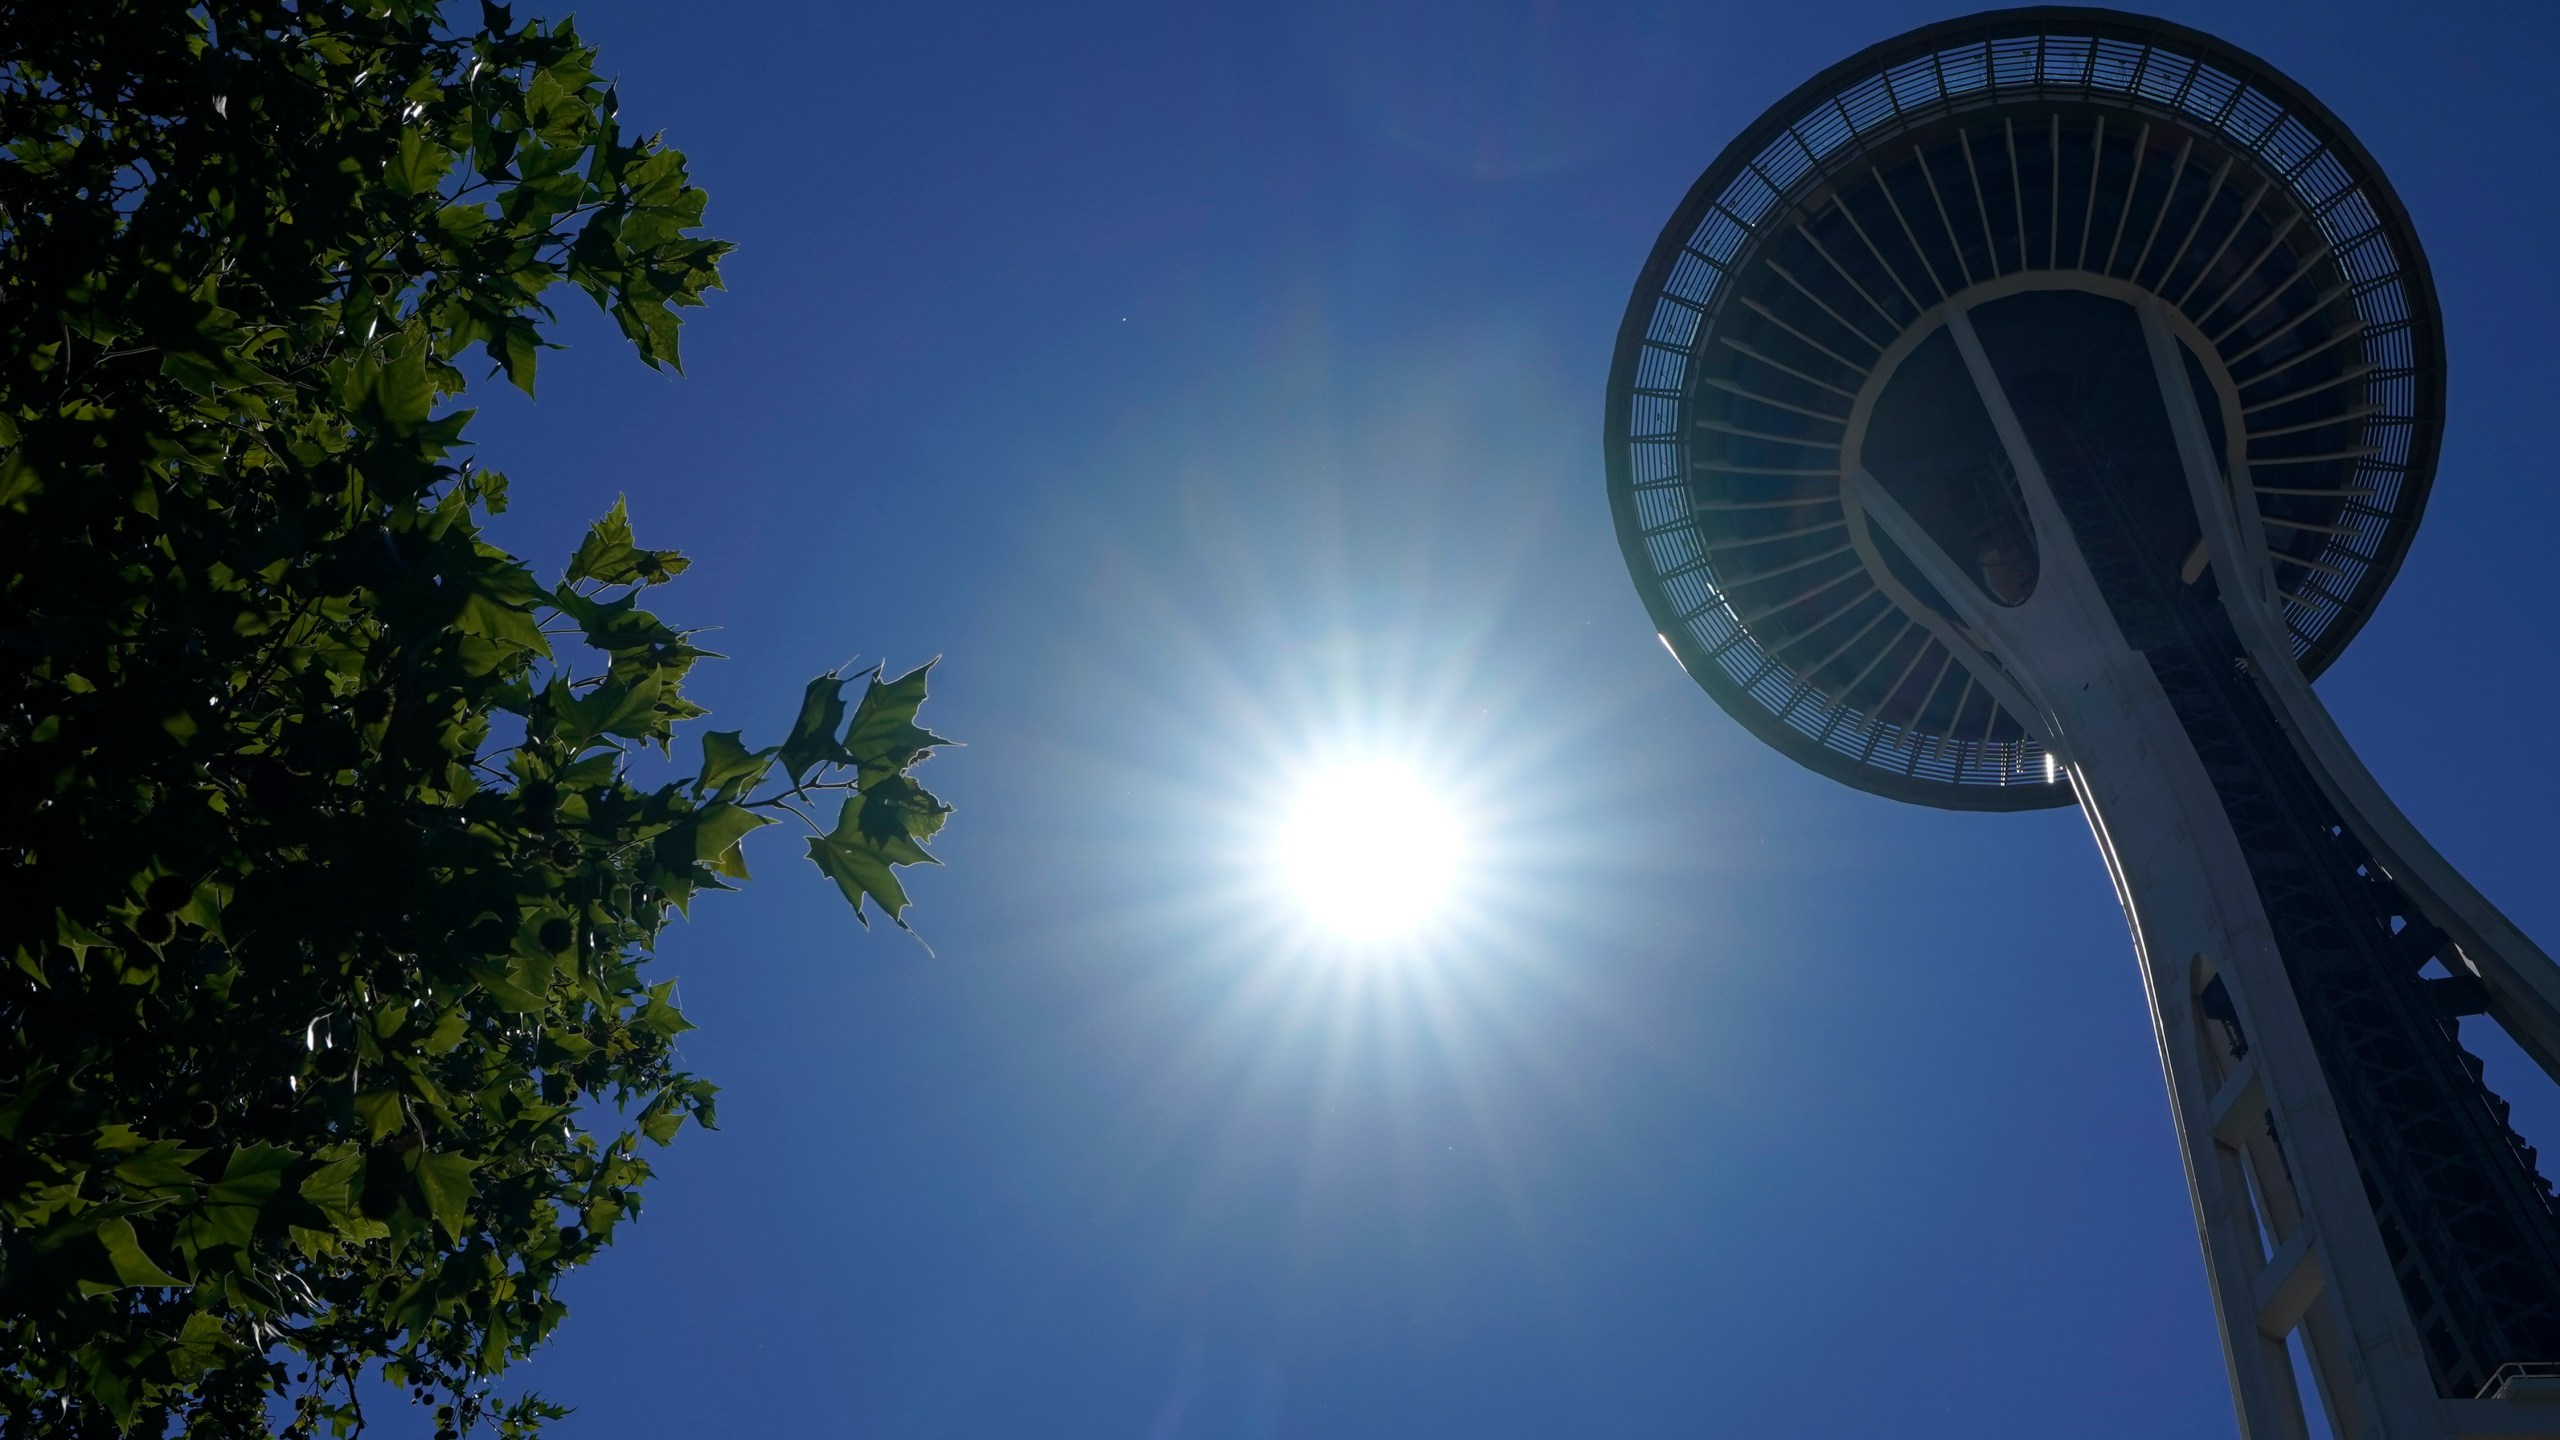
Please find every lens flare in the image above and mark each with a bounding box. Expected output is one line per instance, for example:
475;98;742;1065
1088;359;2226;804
1271;760;1463;939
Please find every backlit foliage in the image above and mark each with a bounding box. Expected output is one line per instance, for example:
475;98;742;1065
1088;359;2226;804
0;3;949;1433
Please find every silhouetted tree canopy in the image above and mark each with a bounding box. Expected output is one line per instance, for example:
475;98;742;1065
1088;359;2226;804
0;3;950;1434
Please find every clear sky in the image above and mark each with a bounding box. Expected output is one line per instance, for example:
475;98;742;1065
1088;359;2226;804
459;3;2560;1436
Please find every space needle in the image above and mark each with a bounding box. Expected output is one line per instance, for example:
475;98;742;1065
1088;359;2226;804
1602;9;2560;1437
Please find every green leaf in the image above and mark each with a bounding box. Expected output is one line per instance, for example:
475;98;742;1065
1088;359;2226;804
455;588;549;652
385;127;456;197
112;1140;205;1198
453;550;554;674
565;496;689;586
471;955;548;1012
630;980;695;1042
354;1091;406;1144
776;671;850;784
168;1312;235;1379
690;801;772;874
375;343;435;432
860;775;953;849
561;674;663;741
422;1007;469;1055
208;1145;297;1209
298;1148;368;1233
842;660;954;787
636;1097;684;1145
564;496;637;584
0;448;37;508
805;791;936;926
411;1152;478;1242
695;730;772;801
95;1217;184;1288
488;312;543;395
178;1204;258;1256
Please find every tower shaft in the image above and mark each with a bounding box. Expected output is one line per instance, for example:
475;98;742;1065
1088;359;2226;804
1852;287;2560;1438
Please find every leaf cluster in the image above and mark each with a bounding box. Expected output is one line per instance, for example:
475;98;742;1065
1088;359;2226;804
0;4;948;1435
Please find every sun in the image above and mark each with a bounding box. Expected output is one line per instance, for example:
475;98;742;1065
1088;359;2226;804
1271;759;1465;940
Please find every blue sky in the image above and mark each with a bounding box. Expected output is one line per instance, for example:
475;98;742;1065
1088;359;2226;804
460;3;2560;1436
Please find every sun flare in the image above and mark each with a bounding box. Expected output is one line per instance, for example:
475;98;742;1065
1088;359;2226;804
1272;760;1465;940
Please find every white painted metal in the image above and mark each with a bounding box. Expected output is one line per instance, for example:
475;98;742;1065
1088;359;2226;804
2172;331;2560;1081
1831;279;2560;1440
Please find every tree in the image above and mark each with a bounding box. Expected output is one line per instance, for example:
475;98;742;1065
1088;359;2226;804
0;3;951;1434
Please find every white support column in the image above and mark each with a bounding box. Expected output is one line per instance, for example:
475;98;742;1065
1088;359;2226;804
2137;299;2560;1087
1840;301;2465;1439
2141;298;2560;1440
